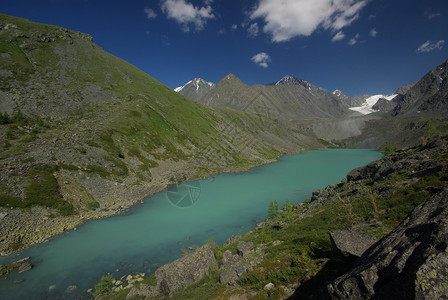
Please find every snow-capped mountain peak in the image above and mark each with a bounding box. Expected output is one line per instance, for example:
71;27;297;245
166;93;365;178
174;78;216;101
174;78;215;93
274;75;310;86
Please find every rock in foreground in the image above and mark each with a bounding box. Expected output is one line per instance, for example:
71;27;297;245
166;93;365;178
328;187;448;299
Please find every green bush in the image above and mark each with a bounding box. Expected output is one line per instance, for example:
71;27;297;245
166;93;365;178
381;143;398;155
86;201;100;210
92;274;114;297
0;112;12;125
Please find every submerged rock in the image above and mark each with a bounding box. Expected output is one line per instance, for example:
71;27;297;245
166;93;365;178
328;187;448;299
18;262;33;273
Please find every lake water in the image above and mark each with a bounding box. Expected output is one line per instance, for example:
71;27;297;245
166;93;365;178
0;149;382;299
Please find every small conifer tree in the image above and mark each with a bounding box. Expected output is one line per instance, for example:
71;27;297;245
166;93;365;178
267;201;278;220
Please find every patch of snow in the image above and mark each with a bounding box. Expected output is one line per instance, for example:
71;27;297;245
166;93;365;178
333;89;343;97
349;94;397;115
173;80;192;93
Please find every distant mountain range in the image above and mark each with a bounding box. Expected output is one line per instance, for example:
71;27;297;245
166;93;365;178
174;74;418;119
176;74;357;119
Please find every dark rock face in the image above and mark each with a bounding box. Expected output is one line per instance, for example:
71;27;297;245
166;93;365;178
327;187;448;300
329;230;378;259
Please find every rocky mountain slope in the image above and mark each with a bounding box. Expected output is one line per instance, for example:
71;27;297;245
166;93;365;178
0;13;321;255
174;78;215;102
393;59;448;116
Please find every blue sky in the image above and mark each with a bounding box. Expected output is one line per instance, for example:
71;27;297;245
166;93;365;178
1;0;447;96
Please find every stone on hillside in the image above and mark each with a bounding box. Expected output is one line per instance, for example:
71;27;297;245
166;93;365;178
220;250;245;286
328;187;448;299
154;245;217;296
264;282;275;290
237;241;254;258
329;230;378;259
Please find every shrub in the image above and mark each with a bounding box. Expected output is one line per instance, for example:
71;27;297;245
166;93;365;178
87;201;100;210
92;274;114;297
381;143;398;155
0;112;12;125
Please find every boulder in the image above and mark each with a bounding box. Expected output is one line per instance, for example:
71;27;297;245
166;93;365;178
329;230;378;259
264;282;275;290
237;241;254;258
220;250;245;285
328;187;448;299
154;245;217;296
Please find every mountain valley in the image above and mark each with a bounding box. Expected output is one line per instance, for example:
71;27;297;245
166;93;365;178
0;12;448;300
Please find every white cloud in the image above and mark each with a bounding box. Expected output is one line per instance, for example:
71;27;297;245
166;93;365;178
231;24;238;31
250;0;368;42
144;8;157;19
332;31;345;42
370;28;377;37
247;23;259;37
348;33;360;46
160;0;214;32
417;40;445;53
251;52;271;68
425;10;441;19
218;28;226;35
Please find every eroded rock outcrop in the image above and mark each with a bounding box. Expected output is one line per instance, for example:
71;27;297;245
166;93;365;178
328;187;448;299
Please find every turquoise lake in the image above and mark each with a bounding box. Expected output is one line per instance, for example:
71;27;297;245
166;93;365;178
0;149;382;299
